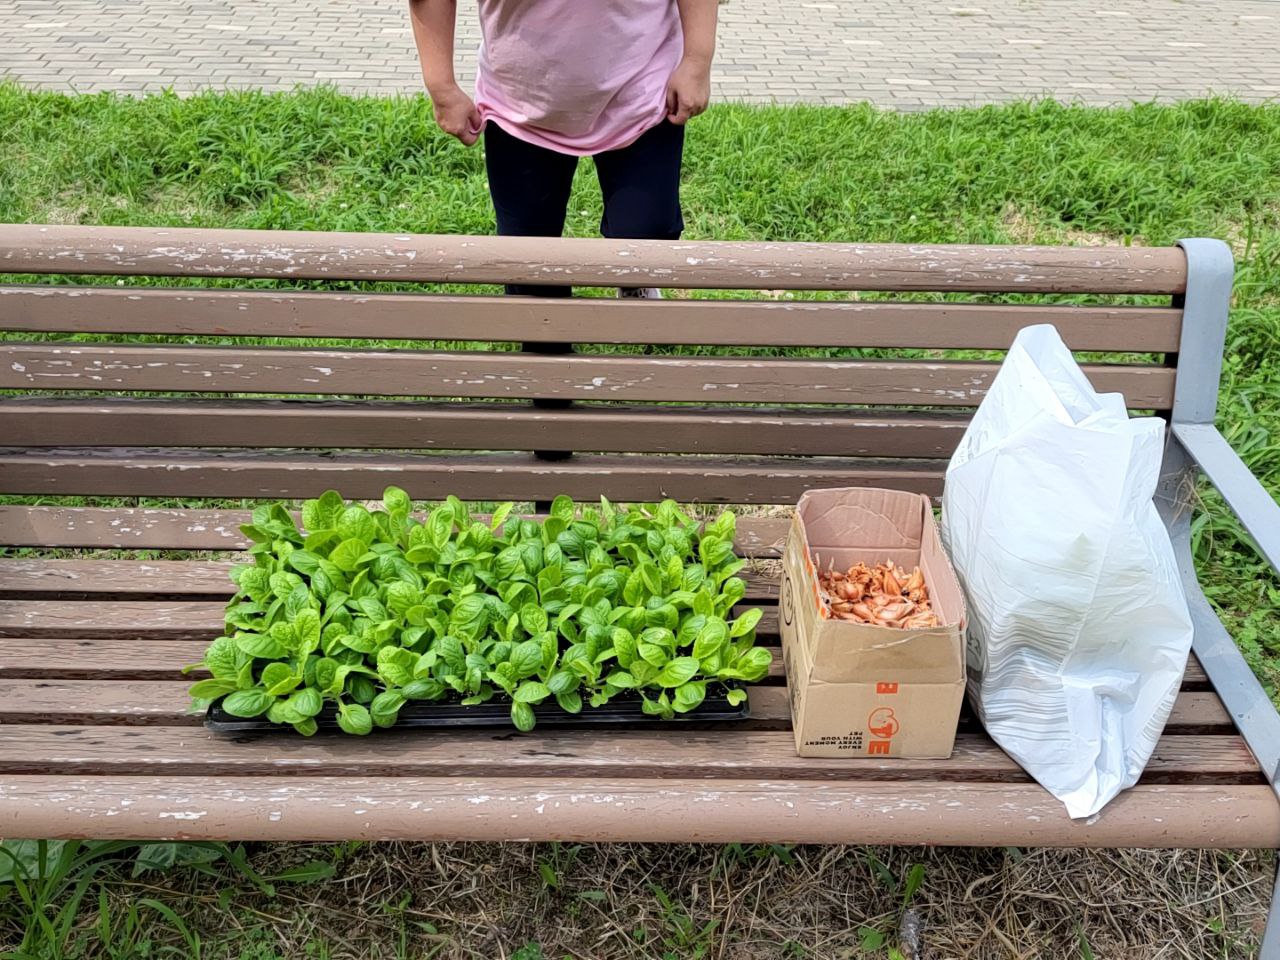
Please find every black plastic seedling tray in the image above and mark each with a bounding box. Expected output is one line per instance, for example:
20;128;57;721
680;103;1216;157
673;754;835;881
205;687;749;736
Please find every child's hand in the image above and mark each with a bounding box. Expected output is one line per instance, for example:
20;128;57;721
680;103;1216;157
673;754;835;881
430;83;482;145
666;57;711;125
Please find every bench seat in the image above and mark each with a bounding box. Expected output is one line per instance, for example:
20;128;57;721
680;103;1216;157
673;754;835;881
0;511;1276;845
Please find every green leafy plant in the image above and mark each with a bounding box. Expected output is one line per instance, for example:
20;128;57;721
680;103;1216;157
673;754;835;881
189;491;770;734
649;883;721;960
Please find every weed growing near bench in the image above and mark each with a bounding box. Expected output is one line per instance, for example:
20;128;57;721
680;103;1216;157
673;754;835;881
0;838;1271;958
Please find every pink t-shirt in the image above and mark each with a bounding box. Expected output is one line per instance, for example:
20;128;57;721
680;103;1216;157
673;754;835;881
474;0;683;156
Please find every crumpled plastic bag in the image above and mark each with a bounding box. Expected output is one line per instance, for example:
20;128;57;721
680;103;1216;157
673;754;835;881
941;324;1194;819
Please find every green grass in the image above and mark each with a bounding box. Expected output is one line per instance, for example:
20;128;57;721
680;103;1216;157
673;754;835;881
4;84;1276;699
0;840;1270;958
3;84;1279;248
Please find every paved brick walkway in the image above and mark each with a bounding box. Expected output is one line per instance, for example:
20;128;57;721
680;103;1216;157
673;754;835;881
2;0;1279;108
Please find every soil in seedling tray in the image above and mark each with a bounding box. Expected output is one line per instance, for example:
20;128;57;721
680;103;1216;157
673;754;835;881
205;686;750;736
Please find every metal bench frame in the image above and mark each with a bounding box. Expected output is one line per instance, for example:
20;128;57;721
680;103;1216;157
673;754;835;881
1164;240;1280;956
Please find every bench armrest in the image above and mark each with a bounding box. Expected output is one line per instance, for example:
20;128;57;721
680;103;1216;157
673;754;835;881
1168;422;1280;798
1172;422;1280;575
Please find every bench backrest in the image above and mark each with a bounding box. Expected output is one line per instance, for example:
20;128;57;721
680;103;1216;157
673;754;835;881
0;225;1204;528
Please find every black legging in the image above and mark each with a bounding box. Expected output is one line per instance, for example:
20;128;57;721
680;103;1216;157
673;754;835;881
484;119;685;469
484;118;686;298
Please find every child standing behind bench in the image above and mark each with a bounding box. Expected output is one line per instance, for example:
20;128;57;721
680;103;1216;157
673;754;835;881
409;0;719;299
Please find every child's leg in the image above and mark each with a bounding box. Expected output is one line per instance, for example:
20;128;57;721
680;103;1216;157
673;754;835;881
484;123;579;469
483;122;579;298
594;120;686;242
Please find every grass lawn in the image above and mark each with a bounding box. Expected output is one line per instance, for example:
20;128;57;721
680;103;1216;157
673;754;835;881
0;84;1278;958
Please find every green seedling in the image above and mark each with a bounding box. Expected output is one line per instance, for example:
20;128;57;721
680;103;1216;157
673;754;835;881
191;490;769;733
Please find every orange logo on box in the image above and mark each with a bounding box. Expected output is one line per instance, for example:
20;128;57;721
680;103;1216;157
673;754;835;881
867;707;898;756
868;707;899;740
876;682;899;695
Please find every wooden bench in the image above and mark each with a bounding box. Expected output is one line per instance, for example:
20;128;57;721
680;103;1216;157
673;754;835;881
1;226;1278;946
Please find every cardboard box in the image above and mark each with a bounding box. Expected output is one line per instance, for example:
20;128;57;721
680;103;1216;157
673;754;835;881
779;488;966;759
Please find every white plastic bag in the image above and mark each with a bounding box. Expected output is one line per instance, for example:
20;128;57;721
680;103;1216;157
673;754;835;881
941;324;1193;819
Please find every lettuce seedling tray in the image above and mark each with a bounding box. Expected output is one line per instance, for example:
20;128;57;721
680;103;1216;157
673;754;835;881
205;686;749;736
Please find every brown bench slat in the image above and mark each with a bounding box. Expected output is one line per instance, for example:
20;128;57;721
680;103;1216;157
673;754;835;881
0;558;1216;689
0;450;945;503
0;635;777;679
8;593;773;648
0;559;245;596
0;647;1208;701
0;558;782;599
0;640;1213;706
0;600;232;640
0;604;1228;701
0;679;785;726
655;686;1233;737
0;599;778;641
0;726;1257;784
0;343;1177;408
0;638;212;677
0;680;204;725
0;506;256;550
0;681;1234;739
0;670;1216;734
0;507;794;554
0;635;774;681
0;225;1189;293
0;558;783;602
0;400;973;458
1;777;1271;846
0;286;1185;351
